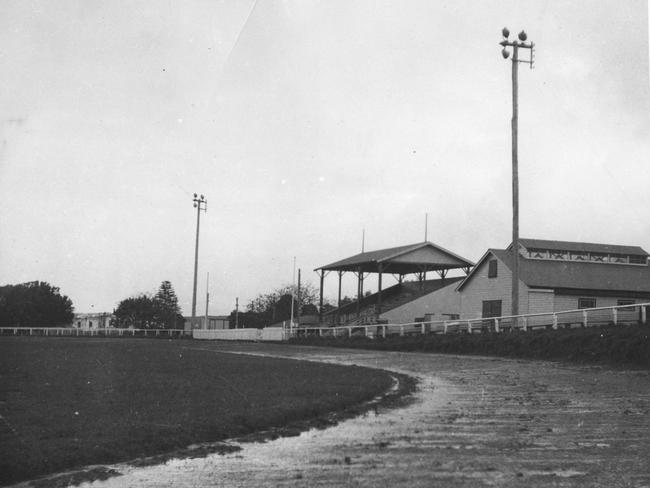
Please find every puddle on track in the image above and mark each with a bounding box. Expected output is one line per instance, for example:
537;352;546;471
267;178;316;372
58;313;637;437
24;345;650;488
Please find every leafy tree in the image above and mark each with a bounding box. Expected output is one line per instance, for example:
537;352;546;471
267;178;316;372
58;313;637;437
113;294;157;329
113;281;183;329
0;281;74;327
153;281;183;329
241;282;320;328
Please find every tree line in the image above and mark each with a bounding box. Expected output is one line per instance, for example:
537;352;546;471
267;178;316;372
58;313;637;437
0;281;74;327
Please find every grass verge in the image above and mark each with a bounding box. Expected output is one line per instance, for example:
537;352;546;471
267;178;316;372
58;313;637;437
290;323;650;368
0;337;410;485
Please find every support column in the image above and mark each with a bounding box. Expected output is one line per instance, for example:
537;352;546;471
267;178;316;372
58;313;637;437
337;270;343;325
377;264;383;319
318;269;324;323
356;267;362;318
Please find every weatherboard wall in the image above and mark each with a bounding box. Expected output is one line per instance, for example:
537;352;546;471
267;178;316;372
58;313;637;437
459;253;529;319
379;281;460;324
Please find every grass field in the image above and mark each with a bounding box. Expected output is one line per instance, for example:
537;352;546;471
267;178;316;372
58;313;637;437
0;337;398;485
290;323;650;368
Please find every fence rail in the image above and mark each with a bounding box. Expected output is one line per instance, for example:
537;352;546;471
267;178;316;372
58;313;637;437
290;302;650;340
0;327;190;338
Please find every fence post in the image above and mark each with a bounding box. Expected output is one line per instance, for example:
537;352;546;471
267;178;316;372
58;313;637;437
494;318;500;333
582;310;588;328
443;321;448;334
421;323;426;335
642;306;647;325
382;325;386;339
612;308;618;326
400;325;405;336
348;327;352;338
522;316;527;332
552;314;558;330
467;321;472;334
365;326;369;338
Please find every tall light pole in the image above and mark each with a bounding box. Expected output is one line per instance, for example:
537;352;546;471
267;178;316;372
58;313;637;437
192;193;207;319
500;28;534;317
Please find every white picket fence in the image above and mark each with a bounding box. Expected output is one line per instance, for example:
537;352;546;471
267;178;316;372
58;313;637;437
290;302;650;339
0;327;189;338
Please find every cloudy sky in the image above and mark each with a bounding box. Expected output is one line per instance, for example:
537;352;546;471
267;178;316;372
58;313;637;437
1;1;648;316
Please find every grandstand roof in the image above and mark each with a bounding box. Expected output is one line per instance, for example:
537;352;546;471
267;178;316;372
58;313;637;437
316;241;474;275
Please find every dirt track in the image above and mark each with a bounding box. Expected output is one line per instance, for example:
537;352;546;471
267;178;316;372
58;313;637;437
67;344;650;487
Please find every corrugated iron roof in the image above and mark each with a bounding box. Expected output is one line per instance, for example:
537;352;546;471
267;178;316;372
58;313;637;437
316;241;474;274
518;238;648;256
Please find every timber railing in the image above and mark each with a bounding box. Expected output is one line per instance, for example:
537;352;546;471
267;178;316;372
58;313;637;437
290;302;650;339
0;327;190;338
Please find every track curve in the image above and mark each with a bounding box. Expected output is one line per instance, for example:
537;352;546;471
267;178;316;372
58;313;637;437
48;344;650;487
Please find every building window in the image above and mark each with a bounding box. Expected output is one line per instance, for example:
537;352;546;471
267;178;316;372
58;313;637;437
578;298;596;309
487;260;498;278
482;300;502;318
617;299;635;311
629;255;647;265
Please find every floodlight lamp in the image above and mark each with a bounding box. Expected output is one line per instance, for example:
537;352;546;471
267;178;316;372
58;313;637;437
502;27;510;38
200;194;204;200
194;193;197;198
518;31;527;41
194;203;197;208
501;48;510;59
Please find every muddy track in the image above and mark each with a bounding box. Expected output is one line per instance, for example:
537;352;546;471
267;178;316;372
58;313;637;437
24;344;650;487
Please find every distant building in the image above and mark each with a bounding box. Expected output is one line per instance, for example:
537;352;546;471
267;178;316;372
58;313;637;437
457;239;650;319
184;315;230;331
72;312;114;329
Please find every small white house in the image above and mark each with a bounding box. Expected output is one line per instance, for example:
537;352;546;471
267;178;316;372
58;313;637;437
457;239;650;319
72;313;114;329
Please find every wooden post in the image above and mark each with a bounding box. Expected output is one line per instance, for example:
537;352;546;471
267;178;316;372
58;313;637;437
613;308;618;326
522;316;528;332
337;270;343;324
382;325;386;338
642;306;647;325
495;318;500;333
356;267;362;318
511;42;520;317
377;263;383;319
443;321;448;334
467;321;472;334
318;269;324;323
552;314;558;330
582;310;588;328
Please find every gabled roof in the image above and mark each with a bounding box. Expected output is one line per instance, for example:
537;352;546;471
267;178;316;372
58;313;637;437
517;238;648;256
457;247;650;293
316;241;474;275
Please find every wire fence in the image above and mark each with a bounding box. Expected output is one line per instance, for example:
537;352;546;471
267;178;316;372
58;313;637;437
290;302;650;340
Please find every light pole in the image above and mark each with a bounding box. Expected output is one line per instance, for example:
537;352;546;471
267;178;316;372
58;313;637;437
191;193;207;319
500;28;534;317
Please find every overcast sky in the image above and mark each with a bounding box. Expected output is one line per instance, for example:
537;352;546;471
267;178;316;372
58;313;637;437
1;1;649;316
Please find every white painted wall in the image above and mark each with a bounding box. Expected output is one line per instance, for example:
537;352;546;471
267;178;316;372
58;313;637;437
459;254;528;319
193;327;287;341
380;281;460;323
